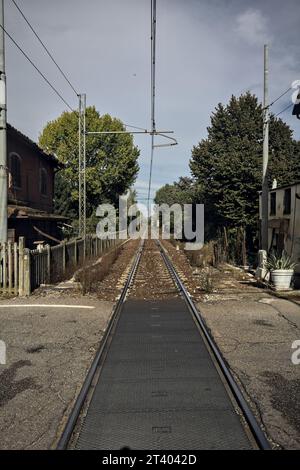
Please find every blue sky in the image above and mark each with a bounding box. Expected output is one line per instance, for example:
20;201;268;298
5;0;300;204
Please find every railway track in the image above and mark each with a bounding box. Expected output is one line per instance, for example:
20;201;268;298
57;239;270;450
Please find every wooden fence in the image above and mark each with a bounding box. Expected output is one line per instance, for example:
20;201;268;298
0;233;124;296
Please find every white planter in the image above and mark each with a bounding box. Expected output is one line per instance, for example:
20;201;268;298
271;269;294;291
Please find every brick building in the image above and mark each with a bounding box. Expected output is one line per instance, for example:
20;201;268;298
7;124;67;248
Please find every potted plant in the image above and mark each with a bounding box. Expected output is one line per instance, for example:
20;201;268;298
266;251;296;291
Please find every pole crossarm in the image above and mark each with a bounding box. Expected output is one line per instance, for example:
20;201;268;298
86;130;174;135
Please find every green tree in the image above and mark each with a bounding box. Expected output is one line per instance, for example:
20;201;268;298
39;107;140;224
154;177;196;206
154;177;199;238
126;187;138;207
190;93;300;244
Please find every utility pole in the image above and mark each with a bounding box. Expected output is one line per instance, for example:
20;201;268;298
78;93;86;239
261;44;269;251
0;0;7;244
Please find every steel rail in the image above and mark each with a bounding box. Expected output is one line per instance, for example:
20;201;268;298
57;238;270;450
157;239;270;450
56;240;144;450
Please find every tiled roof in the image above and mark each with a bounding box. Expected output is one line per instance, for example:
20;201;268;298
259;181;300;194
269;182;300;191
8;205;68;221
7;123;63;167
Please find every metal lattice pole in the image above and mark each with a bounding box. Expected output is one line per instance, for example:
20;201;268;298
78;93;86;239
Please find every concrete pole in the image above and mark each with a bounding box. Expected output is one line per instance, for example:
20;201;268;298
78;93;86;239
261;44;269;251
78;95;82;237
0;0;7;243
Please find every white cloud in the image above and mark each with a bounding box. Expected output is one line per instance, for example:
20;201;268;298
236;9;273;46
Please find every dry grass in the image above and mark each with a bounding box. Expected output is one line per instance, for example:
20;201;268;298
76;246;121;295
168;238;215;267
202;268;215;293
0;291;15;300
185;241;215;267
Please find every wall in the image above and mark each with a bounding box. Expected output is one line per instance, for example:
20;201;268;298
263;184;300;273
7;128;55;213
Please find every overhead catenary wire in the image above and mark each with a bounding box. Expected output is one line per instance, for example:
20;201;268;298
150;0;156;134
147;0;156;214
146;0;177;212
0;24;75;112
10;0;78;97
10;0;173;135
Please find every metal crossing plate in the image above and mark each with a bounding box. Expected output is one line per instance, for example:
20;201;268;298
108;341;210;361
76;410;251;450
76;299;253;450
81;377;234;413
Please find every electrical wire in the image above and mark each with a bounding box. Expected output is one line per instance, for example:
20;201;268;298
123;123;147;132
266;86;292;109
10;0;78;97
0;24;75;112
260;85;295;118
275;102;294;117
147;0;156;211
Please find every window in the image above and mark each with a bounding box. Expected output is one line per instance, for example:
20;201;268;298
40;168;47;196
9;153;21;189
283;188;291;215
270;192;276;216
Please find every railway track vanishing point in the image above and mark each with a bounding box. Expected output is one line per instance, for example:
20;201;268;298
57;239;270;450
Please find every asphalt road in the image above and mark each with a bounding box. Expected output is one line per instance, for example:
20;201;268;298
0;295;113;449
198;294;300;449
